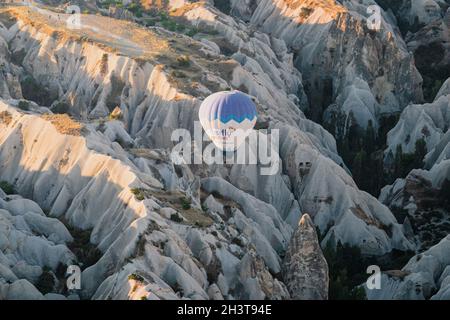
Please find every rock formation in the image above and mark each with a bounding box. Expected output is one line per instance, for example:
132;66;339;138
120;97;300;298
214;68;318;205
366;235;450;300
381;78;450;251
282;214;329;300
247;0;423;132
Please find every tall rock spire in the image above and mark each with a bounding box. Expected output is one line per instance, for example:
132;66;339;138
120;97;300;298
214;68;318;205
282;214;329;300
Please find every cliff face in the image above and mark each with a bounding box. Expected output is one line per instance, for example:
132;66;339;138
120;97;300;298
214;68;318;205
370;0;450;101
0;18;21;99
241;0;424;133
380;78;450;252
385;90;450;157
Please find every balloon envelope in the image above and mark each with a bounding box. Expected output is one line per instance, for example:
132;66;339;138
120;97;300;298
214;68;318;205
199;90;257;151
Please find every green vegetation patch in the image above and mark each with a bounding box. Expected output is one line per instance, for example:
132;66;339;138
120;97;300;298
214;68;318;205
17;100;30;111
131;188;146;201
36;267;55;295
20;75;55;107
128;273;144;282
0;181;16;195
65;225;102;270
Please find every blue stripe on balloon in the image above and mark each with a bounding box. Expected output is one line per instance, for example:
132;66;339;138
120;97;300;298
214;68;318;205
216;114;257;123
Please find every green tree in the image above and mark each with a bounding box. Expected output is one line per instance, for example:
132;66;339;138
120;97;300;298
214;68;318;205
36;268;55;294
394;144;404;177
413;138;427;168
393;139;427;179
347;112;362;152
439;179;450;210
323;242;367;300
352;150;368;190
363;120;376;155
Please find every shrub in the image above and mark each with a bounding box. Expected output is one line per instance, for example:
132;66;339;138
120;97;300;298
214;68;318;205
323;242;367;300
440;179;450;210
162;19;178;31
231;237;243;247
66;226;102;270
0;181;16;195
392;139;427;179
186;28;199;37
180;197;191;210
136;194;145;201
170;213;183;223
17;100;30;111
176;23;185;32
323;244;413;300
145;19;156;27
20;75;53;106
127;3;140;13
300;7;314;19
427;79;444;101
130;188;145;201
55;263;67;279
36;268;55;294
159;12;168;21
128;273;144;282
52;101;70;114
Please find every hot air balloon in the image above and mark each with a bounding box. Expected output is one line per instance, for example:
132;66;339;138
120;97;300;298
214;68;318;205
199;90;257;151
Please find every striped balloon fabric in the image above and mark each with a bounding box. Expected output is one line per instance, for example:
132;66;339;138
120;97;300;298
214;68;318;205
199;90;257;151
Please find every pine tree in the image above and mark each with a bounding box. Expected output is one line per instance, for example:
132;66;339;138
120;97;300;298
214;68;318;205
347;112;361;152
364;120;376;155
352;150;368;190
394;144;403;177
414;138;427;168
